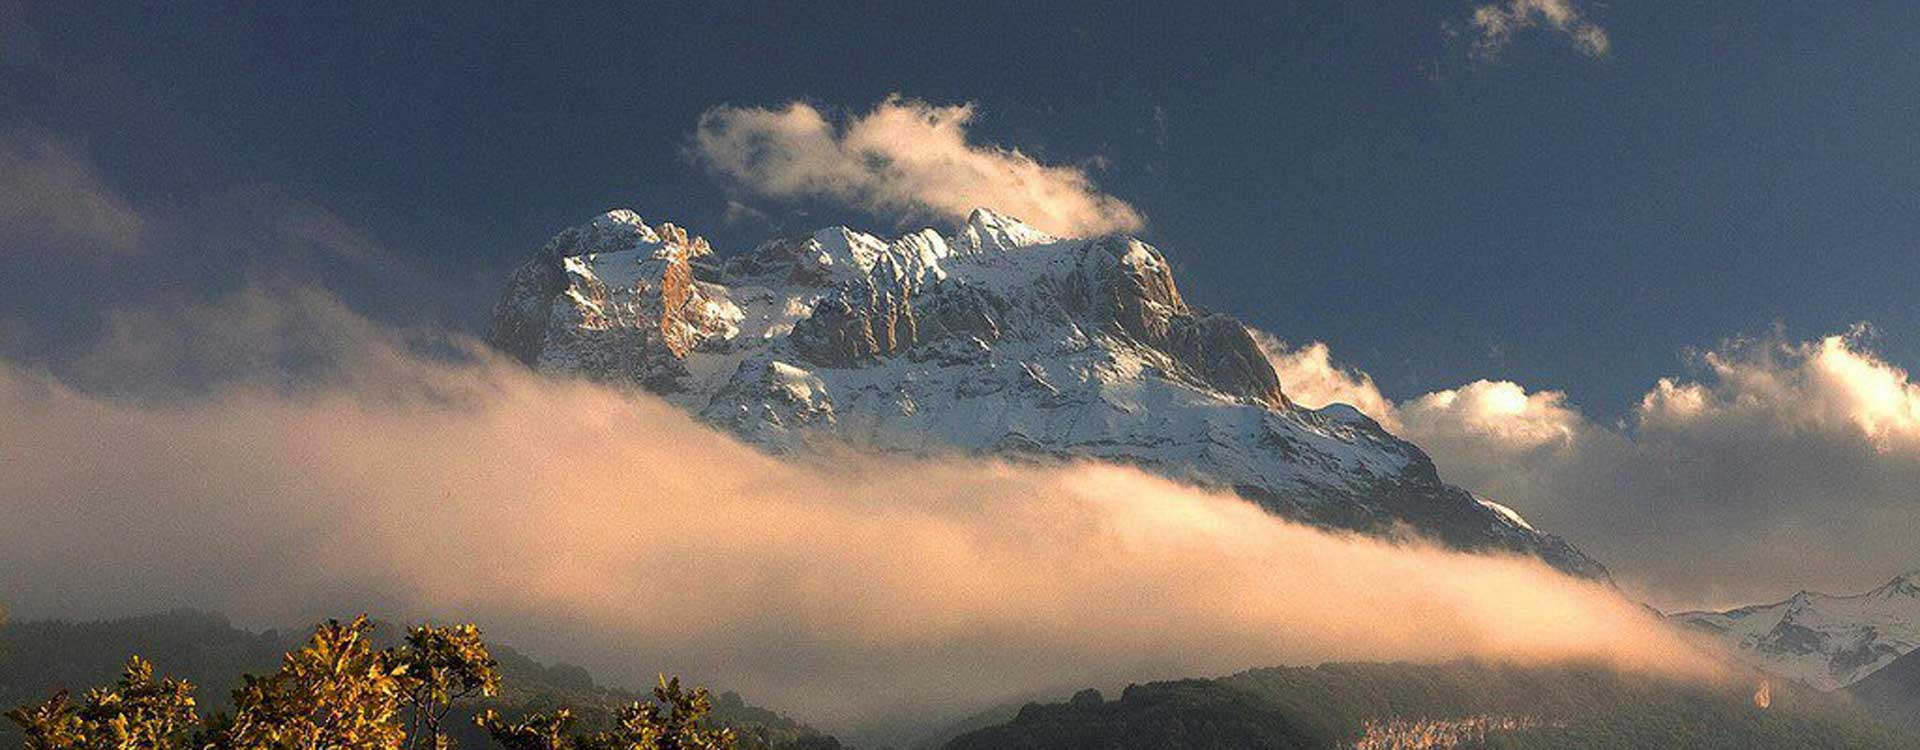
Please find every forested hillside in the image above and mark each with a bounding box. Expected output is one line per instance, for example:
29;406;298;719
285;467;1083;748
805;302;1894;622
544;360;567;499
947;662;1920;750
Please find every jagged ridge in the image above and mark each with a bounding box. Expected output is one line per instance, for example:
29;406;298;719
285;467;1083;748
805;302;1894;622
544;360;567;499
1672;570;1920;690
485;208;1607;579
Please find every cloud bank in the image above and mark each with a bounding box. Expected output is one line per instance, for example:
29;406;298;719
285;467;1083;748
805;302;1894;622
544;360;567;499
1257;329;1920;611
0;290;1719;733
1460;0;1610;61
691;95;1144;237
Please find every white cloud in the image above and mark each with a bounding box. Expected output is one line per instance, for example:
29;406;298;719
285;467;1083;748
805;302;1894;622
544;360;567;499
0;131;144;255
1252;334;1399;428
1401;379;1583;454
1255;326;1920;610
691;95;1145;237
1462;0;1611;60
1253;335;1579;453
1638;325;1920;451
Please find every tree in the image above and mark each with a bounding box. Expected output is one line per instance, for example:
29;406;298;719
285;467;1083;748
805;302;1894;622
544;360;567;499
473;710;573;750
5;657;199;750
395;625;500;750
596;676;736;750
218;617;409;750
480;676;736;750
10;616;736;750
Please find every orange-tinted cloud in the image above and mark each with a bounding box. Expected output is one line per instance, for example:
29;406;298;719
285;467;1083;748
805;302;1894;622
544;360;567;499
0;290;1723;732
691;95;1144;237
1255;326;1920;612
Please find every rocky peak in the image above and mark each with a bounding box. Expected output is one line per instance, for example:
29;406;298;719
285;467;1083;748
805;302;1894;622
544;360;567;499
1072;236;1187;342
653;221;713;258
1875;571;1920;599
551;209;659;258
1674;574;1920;690
589;208;647;230
485;208;1610;580
790;259;919;367
486;211;739;380
724;226;899;287
950;207;1058;254
810;226;889;273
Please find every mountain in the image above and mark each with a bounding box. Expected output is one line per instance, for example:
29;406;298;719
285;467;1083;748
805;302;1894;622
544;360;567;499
0;609;839;750
1848;646;1920;732
485;208;1605;578
1672;571;1920;690
945;661;1917;750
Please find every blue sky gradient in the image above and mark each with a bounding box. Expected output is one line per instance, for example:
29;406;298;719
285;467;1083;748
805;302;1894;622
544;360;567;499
4;1;1918;420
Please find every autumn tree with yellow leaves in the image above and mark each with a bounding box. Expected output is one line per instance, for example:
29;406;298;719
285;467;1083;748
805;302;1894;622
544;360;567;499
5;617;733;750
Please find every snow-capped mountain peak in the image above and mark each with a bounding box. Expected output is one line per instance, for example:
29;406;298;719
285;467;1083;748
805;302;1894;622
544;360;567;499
485;208;1609;579
951;207;1058;254
1673;571;1920;690
1871;571;1920;600
589;208;647;231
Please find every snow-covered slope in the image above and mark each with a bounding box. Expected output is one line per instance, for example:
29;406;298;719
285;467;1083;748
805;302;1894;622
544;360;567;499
1672;571;1920;690
486;208;1607;578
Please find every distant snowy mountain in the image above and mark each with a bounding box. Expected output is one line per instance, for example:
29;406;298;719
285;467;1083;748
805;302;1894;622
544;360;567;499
1672;571;1920;690
485;208;1607;578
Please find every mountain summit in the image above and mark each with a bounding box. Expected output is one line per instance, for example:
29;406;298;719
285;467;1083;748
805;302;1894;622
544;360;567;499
1673;569;1920;690
485;209;1606;578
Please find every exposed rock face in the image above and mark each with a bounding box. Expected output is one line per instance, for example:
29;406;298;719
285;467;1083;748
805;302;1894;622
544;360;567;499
1074;236;1186;342
790;263;918;365
485;210;739;390
486;249;570;367
484;206;1607;579
1166;313;1288;407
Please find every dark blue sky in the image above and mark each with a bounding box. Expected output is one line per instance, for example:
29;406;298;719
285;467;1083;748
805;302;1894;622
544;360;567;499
5;1;1918;418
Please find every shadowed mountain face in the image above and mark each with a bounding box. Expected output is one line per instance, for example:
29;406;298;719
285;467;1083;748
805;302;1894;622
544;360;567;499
0;610;840;750
1672;571;1920;691
1848;647;1920;732
484;209;1605;579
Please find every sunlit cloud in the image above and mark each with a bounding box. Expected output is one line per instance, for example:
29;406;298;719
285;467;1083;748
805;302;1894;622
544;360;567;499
1458;0;1611;61
1401;380;1583;455
1252;333;1400;429
690;95;1145;237
1256;326;1920;611
0;289;1720;732
1638;325;1920;451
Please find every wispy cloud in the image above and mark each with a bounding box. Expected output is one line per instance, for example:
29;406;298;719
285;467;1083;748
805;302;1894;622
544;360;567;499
1457;0;1611;61
0;130;145;255
690;95;1145;237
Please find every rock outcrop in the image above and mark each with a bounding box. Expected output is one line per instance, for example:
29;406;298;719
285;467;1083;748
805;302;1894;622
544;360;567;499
485;207;1607;579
